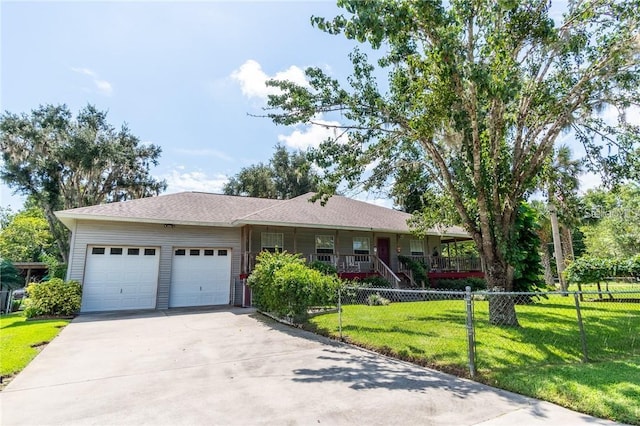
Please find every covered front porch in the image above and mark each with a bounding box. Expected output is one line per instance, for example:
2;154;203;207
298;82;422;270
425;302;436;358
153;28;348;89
240;225;483;288
244;251;483;288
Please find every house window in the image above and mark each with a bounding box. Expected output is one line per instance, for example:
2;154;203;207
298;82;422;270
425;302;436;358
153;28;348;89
410;240;424;256
190;249;200;256
261;232;283;252
175;249;186;256
218;250;228;256
110;247;123;255
353;237;370;262
315;235;334;262
144;248;156;256
204;249;214;256
91;247;105;255
127;248;140;256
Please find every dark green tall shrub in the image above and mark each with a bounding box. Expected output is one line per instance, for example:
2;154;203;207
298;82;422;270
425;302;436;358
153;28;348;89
247;251;341;323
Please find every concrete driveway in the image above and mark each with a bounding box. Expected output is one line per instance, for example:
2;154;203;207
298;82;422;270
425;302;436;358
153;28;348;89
0;308;623;426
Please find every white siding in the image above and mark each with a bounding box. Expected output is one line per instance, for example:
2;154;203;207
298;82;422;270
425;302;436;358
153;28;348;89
69;220;242;309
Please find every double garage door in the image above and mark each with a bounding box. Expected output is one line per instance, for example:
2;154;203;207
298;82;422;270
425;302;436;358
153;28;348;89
82;245;231;312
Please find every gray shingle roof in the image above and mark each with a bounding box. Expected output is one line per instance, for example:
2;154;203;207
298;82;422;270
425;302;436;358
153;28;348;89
55;191;469;237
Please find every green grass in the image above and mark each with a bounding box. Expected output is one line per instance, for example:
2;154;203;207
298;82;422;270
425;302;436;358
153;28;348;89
0;312;71;378
307;296;640;424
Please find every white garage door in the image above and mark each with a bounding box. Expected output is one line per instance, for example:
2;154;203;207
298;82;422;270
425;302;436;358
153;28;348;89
169;248;231;307
82;246;160;312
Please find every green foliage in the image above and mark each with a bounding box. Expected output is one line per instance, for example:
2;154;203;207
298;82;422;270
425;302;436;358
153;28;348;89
398;255;428;287
0;104;167;262
580;183;640;259
367;293;390;306
510;202;546;292
23;278;82;318
357;275;392;288
0;259;24;291
247;251;341;323
224;144;318;199
266;0;640;295
40;253;67;280
308;260;338;276
431;278;487;291
565;256;640;285
0;206;55;262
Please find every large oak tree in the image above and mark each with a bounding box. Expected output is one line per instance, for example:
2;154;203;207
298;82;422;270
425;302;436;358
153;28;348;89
265;0;640;324
1;104;167;263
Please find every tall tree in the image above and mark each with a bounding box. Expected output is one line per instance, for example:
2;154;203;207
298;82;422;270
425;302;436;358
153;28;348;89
265;0;640;324
0;104;167;262
224;144;318;199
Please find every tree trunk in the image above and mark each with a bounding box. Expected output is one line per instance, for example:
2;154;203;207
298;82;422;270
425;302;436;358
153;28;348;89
541;242;554;287
561;226;575;262
549;202;565;290
42;204;70;264
484;258;519;326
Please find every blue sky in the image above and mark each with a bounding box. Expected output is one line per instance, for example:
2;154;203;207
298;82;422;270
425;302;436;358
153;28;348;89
1;1;616;212
1;1;366;209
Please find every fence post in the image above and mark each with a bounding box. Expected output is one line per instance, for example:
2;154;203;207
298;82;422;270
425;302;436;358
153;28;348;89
338;286;343;340
465;286;476;378
573;292;589;362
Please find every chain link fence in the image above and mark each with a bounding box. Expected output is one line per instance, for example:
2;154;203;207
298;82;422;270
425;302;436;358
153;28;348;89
321;286;640;377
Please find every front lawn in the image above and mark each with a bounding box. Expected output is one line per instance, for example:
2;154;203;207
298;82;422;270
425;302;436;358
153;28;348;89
307;296;640;424
0;312;71;383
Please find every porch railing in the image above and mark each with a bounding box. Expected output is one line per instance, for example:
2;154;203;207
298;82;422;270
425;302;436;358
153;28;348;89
245;252;482;276
402;255;482;272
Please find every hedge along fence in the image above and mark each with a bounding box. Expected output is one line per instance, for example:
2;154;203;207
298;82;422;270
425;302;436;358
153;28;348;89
565;255;640;297
247;251;342;324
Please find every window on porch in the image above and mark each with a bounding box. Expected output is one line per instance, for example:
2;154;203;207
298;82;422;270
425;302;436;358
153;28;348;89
261;232;283;253
410;240;424;256
353;237;370;262
315;235;334;262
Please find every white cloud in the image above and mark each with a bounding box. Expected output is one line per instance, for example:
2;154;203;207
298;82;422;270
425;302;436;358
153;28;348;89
163;169;228;194
230;59;307;100
277;119;344;150
174;148;233;162
71;67;113;96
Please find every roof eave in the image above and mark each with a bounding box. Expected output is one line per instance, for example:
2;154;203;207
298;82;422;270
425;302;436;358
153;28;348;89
54;213;237;228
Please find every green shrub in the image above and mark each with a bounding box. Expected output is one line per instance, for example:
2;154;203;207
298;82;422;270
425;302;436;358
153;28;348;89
23;278;82;318
398;255;428;287
431;277;487;291
308;260;338;276
0;259;24;291
358;275;392;288
247;251;341;323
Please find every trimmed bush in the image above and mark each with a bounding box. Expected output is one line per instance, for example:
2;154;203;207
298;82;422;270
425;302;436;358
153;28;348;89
431;277;487;291
247;251;341;323
24;278;82;318
359;275;392;288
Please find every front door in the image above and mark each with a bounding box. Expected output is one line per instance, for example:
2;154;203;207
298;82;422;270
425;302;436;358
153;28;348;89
376;237;390;266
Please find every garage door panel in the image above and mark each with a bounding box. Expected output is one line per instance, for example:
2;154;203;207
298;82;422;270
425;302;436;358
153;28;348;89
82;246;159;312
170;248;231;308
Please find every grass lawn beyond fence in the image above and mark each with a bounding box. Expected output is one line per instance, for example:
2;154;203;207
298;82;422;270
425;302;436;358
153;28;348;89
307;294;640;425
0;312;71;385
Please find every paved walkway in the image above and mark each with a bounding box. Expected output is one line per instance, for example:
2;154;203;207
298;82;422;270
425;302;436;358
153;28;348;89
0;308;625;425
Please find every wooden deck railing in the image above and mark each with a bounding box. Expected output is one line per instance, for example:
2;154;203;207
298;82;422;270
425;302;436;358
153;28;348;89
402;255;482;272
245;252;482;277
